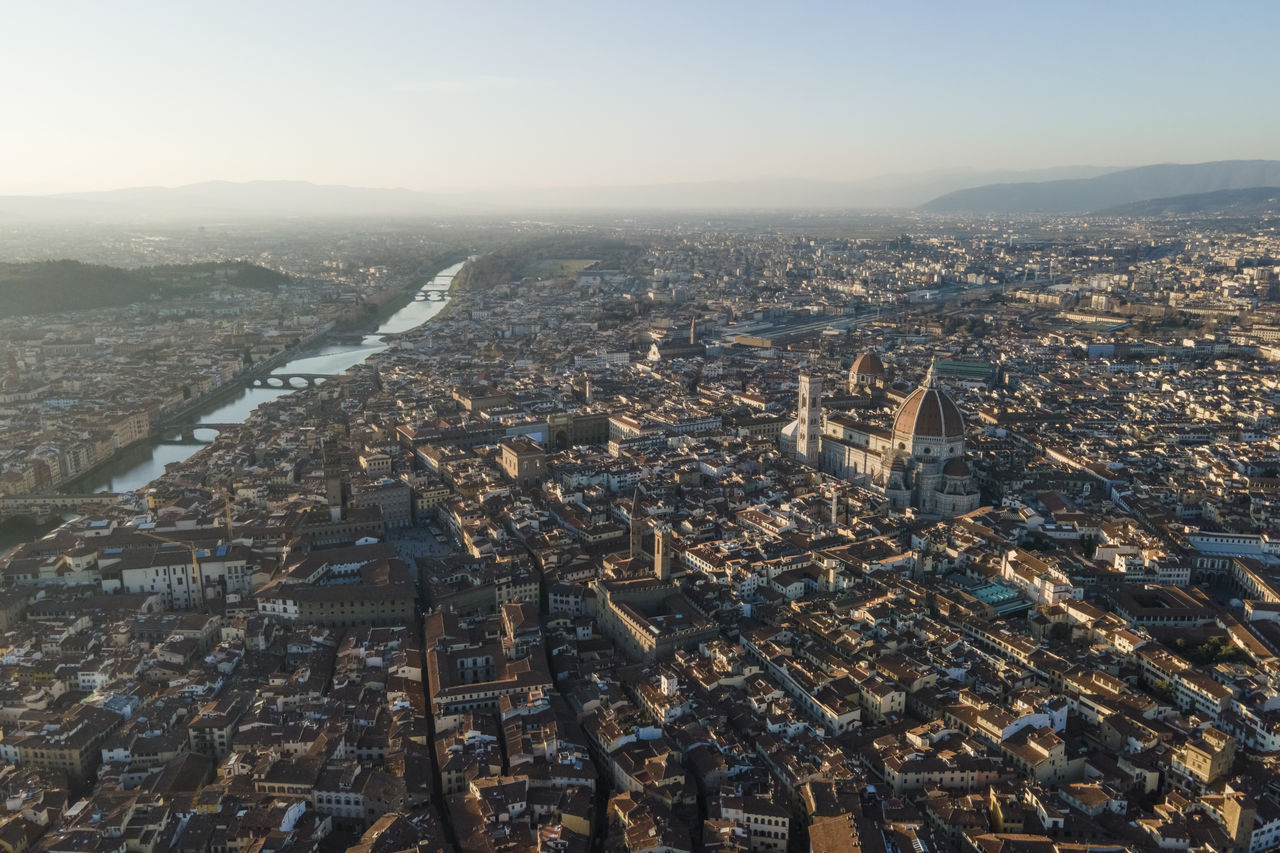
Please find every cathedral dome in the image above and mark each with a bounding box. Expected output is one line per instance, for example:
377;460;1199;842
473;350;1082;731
943;458;970;477
891;371;965;440
850;351;885;380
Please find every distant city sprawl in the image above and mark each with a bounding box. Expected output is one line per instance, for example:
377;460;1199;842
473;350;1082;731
2;212;1280;853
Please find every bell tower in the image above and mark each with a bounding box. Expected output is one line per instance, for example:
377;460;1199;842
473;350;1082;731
323;440;346;522
797;372;822;467
653;525;673;582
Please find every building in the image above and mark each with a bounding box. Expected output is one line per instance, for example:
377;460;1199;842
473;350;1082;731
350;479;413;528
109;543;253;610
592;577;718;663
254;545;415;628
14;705;123;789
499;438;547;488
424;611;554;730
1171;727;1236;789
848;350;887;393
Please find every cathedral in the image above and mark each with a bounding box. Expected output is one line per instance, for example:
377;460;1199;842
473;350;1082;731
784;356;982;518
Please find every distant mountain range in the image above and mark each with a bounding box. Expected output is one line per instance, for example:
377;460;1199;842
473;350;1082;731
1;161;1278;218
453;166;1117;211
0;167;1117;219
920;160;1280;214
1094;186;1280;218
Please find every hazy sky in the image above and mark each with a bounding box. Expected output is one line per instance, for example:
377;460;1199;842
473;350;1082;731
3;0;1278;194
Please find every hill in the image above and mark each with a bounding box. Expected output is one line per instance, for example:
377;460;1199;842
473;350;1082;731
0;169;1121;219
0;260;290;318
446;165;1117;210
1094;186;1280;218
920;160;1280;214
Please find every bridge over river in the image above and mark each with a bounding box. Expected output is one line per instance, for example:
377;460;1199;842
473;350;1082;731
154;423;245;444
246;372;337;389
153;374;339;444
67;258;467;496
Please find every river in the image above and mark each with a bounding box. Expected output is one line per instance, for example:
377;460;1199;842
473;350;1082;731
73;259;466;495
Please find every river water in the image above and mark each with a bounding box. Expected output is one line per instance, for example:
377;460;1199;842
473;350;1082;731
73;259;465;494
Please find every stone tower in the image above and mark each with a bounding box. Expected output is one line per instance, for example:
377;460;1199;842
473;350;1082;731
322;440;346;522
654;525;673;582
797;373;822;467
629;487;645;561
1224;791;1256;853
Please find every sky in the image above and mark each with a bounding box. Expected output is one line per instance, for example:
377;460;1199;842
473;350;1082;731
2;0;1278;194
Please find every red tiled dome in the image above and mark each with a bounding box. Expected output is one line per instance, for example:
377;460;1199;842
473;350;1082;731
851;352;885;378
943;458;969;477
892;385;965;440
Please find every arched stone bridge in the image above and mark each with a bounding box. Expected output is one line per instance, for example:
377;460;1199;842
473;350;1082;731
412;289;449;302
155;423;242;444
247;373;336;389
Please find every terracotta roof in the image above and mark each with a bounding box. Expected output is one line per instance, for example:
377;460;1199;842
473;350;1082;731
851;351;885;378
893;385;965;440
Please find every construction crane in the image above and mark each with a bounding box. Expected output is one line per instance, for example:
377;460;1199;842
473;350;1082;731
136;528;210;614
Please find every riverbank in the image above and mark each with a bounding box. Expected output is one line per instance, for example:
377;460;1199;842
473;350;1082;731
57;254;471;496
406;256;469;327
335;249;471;333
58;322;340;495
152;250;470;431
60;256;473;496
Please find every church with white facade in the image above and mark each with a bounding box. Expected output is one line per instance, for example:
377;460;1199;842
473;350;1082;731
784;357;982;518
